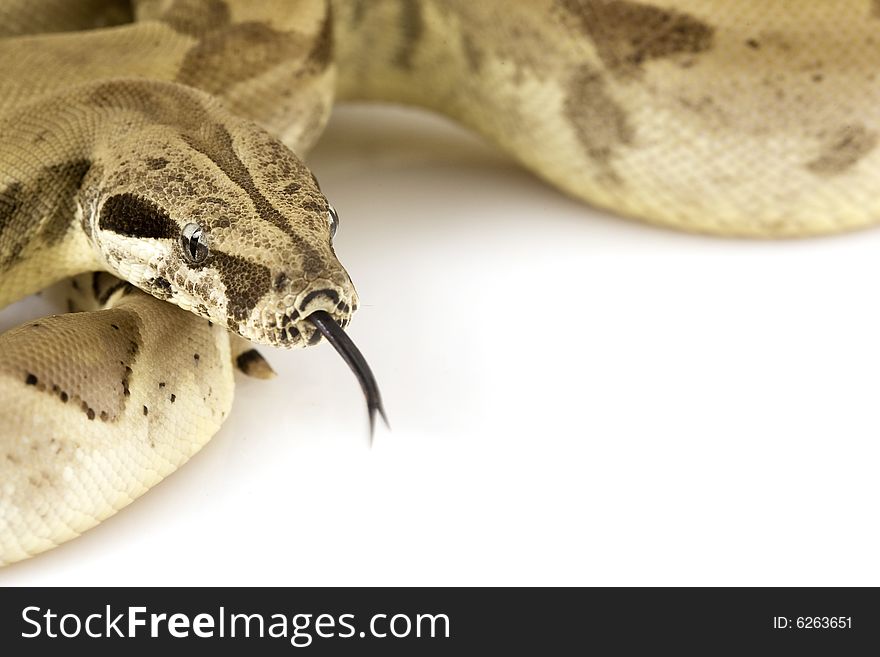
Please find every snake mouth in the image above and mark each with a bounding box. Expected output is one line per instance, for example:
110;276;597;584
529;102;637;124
240;284;358;348
232;285;385;434
307;310;388;436
241;291;386;435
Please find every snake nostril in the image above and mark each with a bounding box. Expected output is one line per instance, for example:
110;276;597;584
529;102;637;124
299;288;340;311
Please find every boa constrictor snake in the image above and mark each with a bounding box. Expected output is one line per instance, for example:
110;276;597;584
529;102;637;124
1;0;878;565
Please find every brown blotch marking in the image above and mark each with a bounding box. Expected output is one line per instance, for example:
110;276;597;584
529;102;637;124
143;405;149;416
99;192;179;240
351;0;368;25
145;157;170;170
25;373;37;386
563;65;634;181
461;32;484;72
0;181;23;240
0;159;90;267
210;251;272;327
86;71;261;167
86;408;95;421
170;394;176;403
558;0;714;77
873;1;880;19
806;124;878;176
394;0;424;70
36;160;91;247
176;22;308;96
301;199;326;214
306;5;334;71
157;0;230;36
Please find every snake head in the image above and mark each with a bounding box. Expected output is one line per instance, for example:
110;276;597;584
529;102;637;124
80;89;384;431
85;115;357;349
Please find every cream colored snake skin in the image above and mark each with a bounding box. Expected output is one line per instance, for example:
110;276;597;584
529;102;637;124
0;0;878;565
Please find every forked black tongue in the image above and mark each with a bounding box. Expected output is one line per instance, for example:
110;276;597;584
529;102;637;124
307;310;388;437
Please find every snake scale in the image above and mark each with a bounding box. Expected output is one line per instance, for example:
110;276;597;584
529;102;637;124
1;0;878;566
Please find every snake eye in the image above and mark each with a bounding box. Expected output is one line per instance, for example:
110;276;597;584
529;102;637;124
181;223;209;264
327;204;339;239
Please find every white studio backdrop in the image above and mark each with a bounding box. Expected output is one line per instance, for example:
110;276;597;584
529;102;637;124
2;104;879;586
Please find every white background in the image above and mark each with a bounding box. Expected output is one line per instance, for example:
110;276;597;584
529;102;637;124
2;104;880;585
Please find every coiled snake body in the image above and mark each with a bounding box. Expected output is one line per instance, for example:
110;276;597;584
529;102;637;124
1;0;878;564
